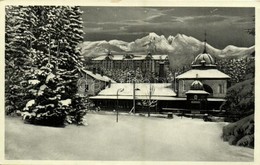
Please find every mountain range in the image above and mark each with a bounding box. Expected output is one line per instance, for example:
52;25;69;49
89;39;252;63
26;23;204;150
79;32;255;68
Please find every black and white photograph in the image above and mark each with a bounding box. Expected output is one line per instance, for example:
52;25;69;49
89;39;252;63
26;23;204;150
3;1;257;163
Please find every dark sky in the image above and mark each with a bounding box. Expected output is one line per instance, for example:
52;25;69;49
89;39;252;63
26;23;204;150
80;7;255;49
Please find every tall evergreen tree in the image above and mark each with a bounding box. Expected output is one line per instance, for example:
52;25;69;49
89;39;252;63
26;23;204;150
5;6;37;114
5;6;87;126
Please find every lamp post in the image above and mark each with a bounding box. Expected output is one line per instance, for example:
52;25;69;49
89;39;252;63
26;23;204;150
116;88;124;122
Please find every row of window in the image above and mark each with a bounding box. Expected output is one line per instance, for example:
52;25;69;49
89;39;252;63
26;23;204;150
94;61;167;69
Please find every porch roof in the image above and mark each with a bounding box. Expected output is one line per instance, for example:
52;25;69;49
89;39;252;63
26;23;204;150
89;95;226;102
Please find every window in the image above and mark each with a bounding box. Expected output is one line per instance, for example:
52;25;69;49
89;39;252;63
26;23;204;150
218;84;223;93
182;80;186;91
85;85;89;92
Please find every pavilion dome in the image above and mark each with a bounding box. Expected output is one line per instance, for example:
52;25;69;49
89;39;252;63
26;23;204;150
190;80;204;90
186;80;209;95
191;53;216;69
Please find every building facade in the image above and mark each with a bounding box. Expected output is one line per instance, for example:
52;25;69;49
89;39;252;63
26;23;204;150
77;69;116;96
91;53;169;77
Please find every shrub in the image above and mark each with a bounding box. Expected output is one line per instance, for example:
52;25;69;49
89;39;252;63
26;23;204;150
223;114;254;148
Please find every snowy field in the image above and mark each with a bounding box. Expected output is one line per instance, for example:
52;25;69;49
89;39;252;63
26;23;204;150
5;112;254;161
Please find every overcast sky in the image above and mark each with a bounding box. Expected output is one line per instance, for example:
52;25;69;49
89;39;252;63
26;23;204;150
81;7;254;49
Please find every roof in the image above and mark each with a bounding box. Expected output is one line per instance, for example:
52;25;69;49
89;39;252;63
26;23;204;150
207;98;226;102
83;69;116;83
176;69;230;79
92;54;168;61
89;95;180;101
190;80;204;90
191;53;216;69
97;83;176;97
185;90;209;95
89;95;226;102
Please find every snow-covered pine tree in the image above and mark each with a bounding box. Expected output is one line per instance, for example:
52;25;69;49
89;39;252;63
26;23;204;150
5;6;37;115
19;6;67;125
21;6;87;126
63;6;86;124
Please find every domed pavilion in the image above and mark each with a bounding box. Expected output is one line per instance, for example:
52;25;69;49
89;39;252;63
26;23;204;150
176;43;230;99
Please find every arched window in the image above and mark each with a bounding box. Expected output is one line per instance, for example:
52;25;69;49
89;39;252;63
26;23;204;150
203;84;213;97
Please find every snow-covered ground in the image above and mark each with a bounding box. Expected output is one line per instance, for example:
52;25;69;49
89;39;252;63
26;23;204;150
5;113;253;161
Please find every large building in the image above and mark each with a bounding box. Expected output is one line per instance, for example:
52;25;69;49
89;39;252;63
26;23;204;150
91;53;169;78
88;47;231;113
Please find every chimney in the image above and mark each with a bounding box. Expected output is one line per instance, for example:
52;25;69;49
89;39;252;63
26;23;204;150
93;67;96;74
101;70;104;76
108;80;111;88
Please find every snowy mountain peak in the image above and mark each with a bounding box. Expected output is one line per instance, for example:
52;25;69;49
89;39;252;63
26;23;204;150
167;35;175;44
80;32;254;65
167;35;174;40
148;32;160;38
174;33;189;40
175;33;183;38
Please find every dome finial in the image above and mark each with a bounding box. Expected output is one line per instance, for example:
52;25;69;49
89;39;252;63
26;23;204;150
203;30;207;54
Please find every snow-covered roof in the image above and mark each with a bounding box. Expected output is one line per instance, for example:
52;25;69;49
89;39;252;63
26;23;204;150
89;95;226;102
185;90;209;95
176;69;230;79
151;55;168;60
92;54;168;61
98;83;176;97
83;70;116;83
90;95;180;100
207;98;226;102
